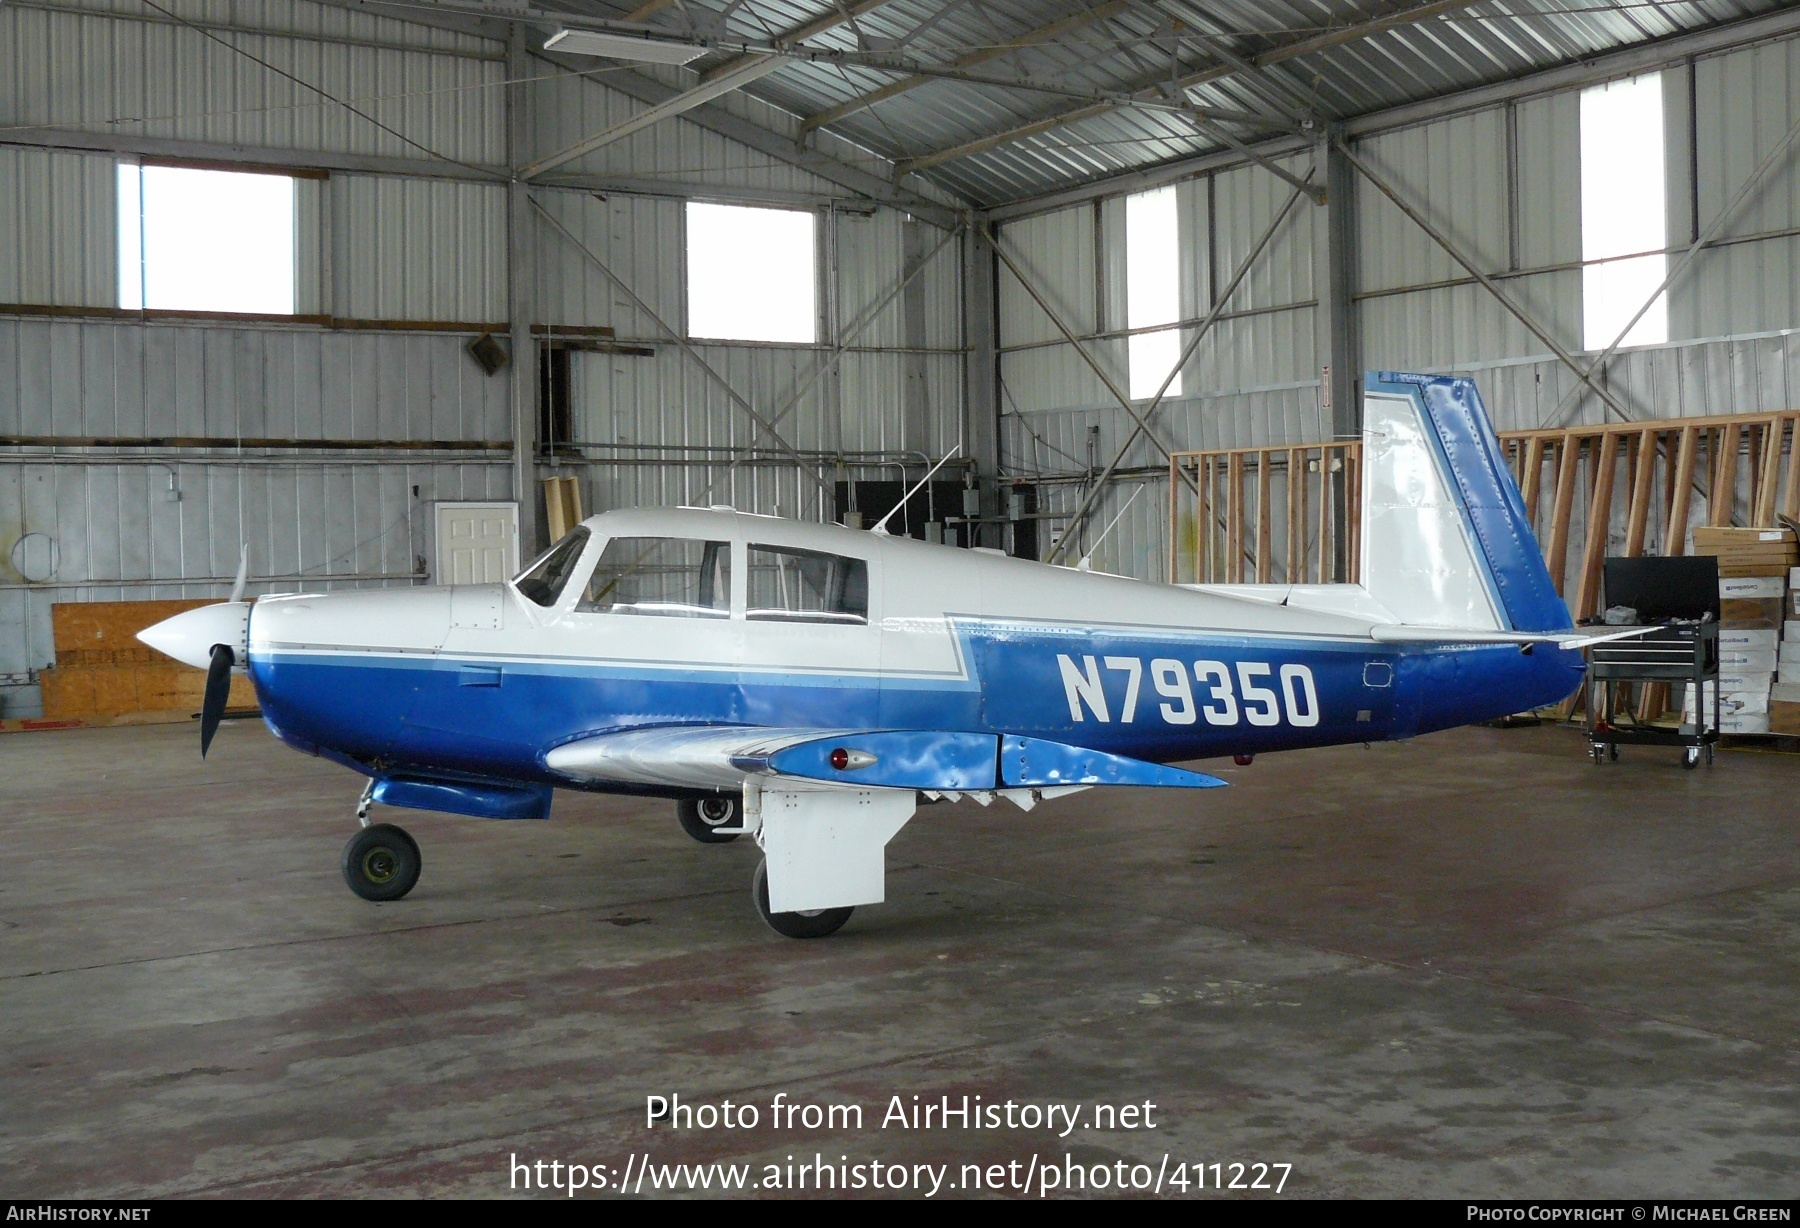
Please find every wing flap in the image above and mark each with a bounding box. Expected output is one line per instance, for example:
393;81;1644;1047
1000;736;1226;789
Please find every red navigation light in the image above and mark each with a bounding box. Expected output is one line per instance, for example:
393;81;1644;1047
830;747;850;770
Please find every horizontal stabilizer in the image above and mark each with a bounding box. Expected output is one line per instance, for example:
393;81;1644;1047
1000;736;1227;789
1370;623;1664;649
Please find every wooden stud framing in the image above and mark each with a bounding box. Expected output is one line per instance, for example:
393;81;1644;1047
1255;453;1274;583
1226;452;1245;585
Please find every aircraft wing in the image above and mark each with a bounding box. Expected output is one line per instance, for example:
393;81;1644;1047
543;725;1226;793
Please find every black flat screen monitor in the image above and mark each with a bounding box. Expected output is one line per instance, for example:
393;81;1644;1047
1602;555;1720;623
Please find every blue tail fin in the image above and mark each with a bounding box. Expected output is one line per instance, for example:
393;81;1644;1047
1363;373;1571;634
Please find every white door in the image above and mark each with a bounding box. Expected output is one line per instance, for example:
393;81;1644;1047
435;502;519;585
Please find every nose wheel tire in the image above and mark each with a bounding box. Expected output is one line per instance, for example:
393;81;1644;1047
752;859;852;939
677;796;742;844
342;823;421;901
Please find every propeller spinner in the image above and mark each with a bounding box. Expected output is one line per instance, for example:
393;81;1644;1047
136;545;252;757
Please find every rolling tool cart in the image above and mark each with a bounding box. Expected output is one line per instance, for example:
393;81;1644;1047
1584;557;1721;769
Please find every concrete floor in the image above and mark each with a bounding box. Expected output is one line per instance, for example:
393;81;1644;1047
2;718;1798;1199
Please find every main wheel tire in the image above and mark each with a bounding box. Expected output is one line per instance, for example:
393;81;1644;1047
752;859;852;939
342;823;421;901
678;796;742;844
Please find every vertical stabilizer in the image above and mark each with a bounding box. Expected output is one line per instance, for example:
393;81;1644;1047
1361;374;1571;634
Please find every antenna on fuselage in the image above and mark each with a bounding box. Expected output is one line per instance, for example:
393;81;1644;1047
1074;485;1144;571
870;446;962;537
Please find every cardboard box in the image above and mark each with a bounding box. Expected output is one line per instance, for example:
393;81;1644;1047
1683;684;1771;716
1716;670;1774;692
1772;701;1800;734
1720;646;1778;671
1723;597;1785;627
1786;620;1800;640
1720;628;1779;650
1694;527;1796;547
1693;527;1799;569
1684;711;1772;734
1781;641;1800;665
1722;575;1787;600
1772;682;1800;704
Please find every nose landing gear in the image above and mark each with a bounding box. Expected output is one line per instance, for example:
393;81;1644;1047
342;823;421;901
341;779;420;901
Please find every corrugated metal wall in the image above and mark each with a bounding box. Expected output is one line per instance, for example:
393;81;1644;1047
0;146;116;307
998;30;1800;585
537;188;964;525
1;0;505;165
0;0;970;719
0;316;514;715
997;152;1323;581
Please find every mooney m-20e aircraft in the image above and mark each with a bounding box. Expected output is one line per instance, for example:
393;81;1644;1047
139;374;1640;938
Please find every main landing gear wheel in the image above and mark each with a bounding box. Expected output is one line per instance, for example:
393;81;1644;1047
752;859;852;940
678;796;742;844
342;823;421;901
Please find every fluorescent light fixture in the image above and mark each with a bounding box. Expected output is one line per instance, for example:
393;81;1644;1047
543;29;707;64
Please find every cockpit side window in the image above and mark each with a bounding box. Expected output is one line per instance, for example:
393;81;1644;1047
513;527;590;608
746;545;868;624
578;536;732;618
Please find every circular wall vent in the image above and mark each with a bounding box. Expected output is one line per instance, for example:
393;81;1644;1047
10;533;59;583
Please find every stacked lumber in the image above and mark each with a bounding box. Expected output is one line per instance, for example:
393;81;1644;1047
38;600;258;724
1686;529;1797;734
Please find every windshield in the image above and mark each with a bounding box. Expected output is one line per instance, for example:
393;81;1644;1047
513;527;590;607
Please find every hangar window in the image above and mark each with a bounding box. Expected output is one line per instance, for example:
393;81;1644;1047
118;163;297;315
746;545;867;624
1580;75;1668;350
1126;185;1182;400
580;537;732;618
686;202;817;344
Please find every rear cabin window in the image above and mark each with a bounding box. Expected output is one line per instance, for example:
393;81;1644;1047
579;536;731;618
514;527;590;607
746;545;867;624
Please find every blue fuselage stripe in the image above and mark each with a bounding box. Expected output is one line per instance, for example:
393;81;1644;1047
250;619;1584;790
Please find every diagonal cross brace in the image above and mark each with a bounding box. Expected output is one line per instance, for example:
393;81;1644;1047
1338;141;1637;424
697;220;966;502
1045;178;1311;562
1544;101;1800;429
529;194;831;494
982;220;1203;514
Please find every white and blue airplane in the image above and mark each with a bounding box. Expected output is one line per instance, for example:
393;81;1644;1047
138;374;1626;938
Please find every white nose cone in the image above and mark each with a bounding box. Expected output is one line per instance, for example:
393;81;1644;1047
138;602;250;670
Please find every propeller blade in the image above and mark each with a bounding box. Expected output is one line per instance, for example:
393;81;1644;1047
229;543;248;603
200;643;233;758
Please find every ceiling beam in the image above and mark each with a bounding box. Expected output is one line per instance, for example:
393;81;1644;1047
537;51;966;225
895;0;1490;175
797;0;1132;138
520;53;782;178
520;0;904;182
702;0;903;81
989;0;1800;222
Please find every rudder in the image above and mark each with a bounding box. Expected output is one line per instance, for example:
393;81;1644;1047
1361;373;1571;634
